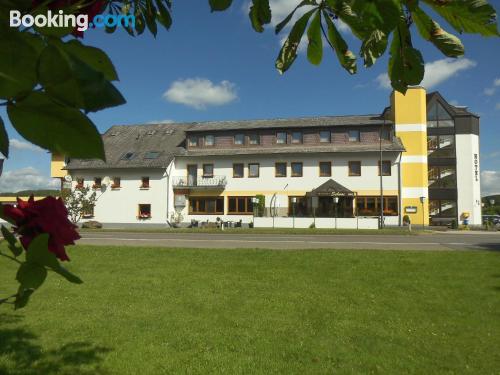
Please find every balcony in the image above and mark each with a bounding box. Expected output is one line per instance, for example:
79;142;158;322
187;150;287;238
172;175;227;189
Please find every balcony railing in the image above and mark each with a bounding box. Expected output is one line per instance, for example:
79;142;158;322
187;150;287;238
172;175;227;189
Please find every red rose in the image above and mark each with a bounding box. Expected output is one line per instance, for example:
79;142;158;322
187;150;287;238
3;196;80;261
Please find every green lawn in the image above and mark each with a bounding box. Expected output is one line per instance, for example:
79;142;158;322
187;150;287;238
1;245;499;374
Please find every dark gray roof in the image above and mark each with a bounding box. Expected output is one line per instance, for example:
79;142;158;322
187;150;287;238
307;179;354;196
66;123;192;170
65;116;401;170
184;138;405;157
184;115;391;132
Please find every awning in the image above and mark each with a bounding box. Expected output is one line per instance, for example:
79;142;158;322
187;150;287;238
306;179;355;197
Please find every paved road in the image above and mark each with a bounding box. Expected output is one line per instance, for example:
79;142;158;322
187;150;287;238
78;231;500;251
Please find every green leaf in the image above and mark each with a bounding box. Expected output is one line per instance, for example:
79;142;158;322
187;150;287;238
307;10;323;65
25;234;83;284
7;92;105;160
156;0;173;29
412;7;465;57
1;225;22;257
275;0;316;35
325;0;370;39
249;0;272;33
423;0;500;37
16;262;48;290
14;288;34;310
144;0;158;37
351;0;400;33
0;116;8;158
209;0;232;11
0;31;39;99
63;40;119;81
276;9;316;74
323;11;357;74
388;20;425;94
360;30;388;67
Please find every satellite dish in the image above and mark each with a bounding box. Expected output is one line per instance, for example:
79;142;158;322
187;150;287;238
64;175;72;182
102;176;110;186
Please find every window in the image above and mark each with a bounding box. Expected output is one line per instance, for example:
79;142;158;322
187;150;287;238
141;177;150;189
92;177;101;189
275;162;287;177
233;163;244;178
380;128;391;141
228;196;254;214
319;130;331;143
276;132;287;144
234;133;245;145
378;160;391;176
202;164;214;177
248;163;260;178
291;162;303;177
188;136;198;147
144;151;161;159
291;131;302;144
138;204;151;219
76;178;84;189
429;200;457;218
189;197;224;214
288;196;308;216
428;166;456;188
348;161;361;176
427;103;454;128
82;204;94;218
319;162;331;177
111;177;121;189
427;135;455;158
205;135;215;146
356;196;398;216
348;130;360;142
249;133;260;145
121;152;135;160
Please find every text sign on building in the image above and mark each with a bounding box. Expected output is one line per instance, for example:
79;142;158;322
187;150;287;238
474;153;479;182
405;206;418;213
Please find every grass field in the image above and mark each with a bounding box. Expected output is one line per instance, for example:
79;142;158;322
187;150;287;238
1;245;499;374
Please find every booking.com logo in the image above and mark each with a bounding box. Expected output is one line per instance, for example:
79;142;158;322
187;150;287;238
9;10;135;32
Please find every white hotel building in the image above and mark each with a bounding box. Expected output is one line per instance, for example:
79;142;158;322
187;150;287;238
51;88;482;228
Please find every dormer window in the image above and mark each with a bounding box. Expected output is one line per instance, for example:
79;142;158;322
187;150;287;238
380;128;391;141
319;130;331;143
234;134;245;145
121;152;135;161
348;130;360;142
144;151;161;159
291;131;302;144
188;136;198;147
249;133;260;145
205;135;215;146
276;132;287;144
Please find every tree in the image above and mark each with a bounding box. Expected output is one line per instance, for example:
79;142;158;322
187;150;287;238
62;186;98;224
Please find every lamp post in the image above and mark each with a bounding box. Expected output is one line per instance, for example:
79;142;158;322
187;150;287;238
419;196;426;231
291;197;297;228
333;196;339;229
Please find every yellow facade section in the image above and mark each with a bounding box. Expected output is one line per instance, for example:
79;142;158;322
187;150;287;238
51;154;67;178
390;87;426;125
402;164;428;187
401;198;429;225
396;131;428;156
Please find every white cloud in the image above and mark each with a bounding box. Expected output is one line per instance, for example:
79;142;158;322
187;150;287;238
484;77;500;96
496;102;500;110
494;78;500;87
9;139;44;153
376;58;476;90
481;170;500;196
163;78;238;110
449;100;459;106
0;167;59;193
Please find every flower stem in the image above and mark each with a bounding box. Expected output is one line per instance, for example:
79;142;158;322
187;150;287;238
0;251;22;264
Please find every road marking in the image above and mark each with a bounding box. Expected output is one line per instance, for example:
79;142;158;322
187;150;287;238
80;237;467;246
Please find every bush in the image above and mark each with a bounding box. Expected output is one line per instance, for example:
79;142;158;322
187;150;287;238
403;215;410;225
450;219;458;229
309;222;316;229
255;194;265;217
81;220;102;229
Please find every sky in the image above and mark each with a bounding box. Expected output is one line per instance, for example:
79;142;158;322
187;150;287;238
1;1;500;195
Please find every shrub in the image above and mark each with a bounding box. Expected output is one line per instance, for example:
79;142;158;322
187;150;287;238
309;222;316;229
451;219;458;229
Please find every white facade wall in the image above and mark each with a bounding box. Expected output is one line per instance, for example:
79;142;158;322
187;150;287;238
171;152;401;224
455;134;482;225
71;169;170;225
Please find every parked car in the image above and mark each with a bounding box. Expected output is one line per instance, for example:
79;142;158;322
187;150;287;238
482;215;500;225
